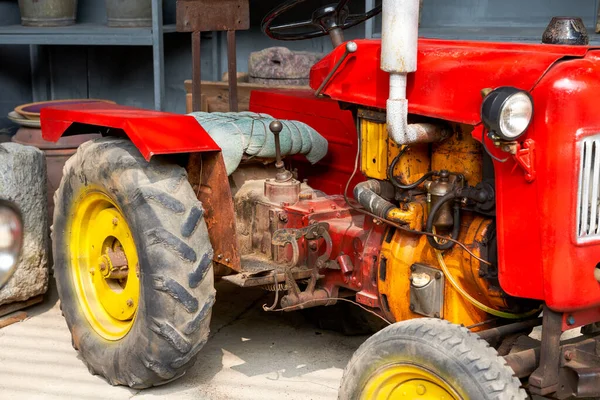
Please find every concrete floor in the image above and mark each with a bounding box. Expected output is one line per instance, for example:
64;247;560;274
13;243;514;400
0;280;368;400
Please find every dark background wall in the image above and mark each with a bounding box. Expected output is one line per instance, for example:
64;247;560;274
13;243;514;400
0;0;598;135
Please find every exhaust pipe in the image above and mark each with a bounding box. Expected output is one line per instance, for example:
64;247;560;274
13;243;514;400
382;0;436;145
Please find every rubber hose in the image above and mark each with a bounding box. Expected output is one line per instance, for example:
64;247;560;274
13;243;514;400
354;180;396;218
426;191;460;250
388;147;439;190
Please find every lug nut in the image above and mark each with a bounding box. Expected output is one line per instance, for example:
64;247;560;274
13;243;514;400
416;384;427;395
112;218;118;226
89;268;95;276
126;298;134;307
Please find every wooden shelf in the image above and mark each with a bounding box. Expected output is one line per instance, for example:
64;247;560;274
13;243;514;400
0;23;177;46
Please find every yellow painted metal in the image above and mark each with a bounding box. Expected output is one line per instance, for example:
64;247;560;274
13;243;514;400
70;189;140;341
360;364;461;400
432;124;482;184
360;118;430;181
379;214;509;330
386;200;425;231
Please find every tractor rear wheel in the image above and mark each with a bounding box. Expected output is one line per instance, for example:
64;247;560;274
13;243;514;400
339;318;526;400
53;138;215;388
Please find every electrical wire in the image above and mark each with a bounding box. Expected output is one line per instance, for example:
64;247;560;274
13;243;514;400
481;128;509;163
263;296;392;326
343;134;492;266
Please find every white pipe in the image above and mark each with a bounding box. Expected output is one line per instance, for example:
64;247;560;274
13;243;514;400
381;0;425;145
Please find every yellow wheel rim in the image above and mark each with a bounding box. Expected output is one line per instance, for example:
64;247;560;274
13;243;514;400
70;189;140;341
361;364;461;400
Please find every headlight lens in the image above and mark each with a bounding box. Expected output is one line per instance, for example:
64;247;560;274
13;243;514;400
482;87;533;141
0;201;23;288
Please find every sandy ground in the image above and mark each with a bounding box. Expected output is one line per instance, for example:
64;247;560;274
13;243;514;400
0;280;368;400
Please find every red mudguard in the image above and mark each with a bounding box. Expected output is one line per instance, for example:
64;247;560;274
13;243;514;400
41;103;220;160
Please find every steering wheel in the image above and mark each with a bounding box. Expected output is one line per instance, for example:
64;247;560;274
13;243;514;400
262;0;382;47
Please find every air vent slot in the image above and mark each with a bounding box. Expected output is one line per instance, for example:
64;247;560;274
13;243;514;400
577;136;600;240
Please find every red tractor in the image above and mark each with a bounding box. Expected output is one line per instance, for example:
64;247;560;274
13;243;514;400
40;0;600;398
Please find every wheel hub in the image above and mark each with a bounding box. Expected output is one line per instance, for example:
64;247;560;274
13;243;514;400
361;364;460;400
70;190;140;340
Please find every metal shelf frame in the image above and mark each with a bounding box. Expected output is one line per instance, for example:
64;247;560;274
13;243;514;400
0;0;170;110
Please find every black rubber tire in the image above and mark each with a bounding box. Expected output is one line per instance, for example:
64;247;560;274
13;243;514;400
339;318;527;400
53;138;215;388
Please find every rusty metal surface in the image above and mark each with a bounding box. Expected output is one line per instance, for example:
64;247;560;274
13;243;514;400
558;365;600;398
191;31;202;112
187;152;240;271
227;30;239;112
529;306;564;395
176;0;250;32
478;318;543;341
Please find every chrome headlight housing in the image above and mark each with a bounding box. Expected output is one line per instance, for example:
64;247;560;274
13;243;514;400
0;200;23;288
482;87;533;141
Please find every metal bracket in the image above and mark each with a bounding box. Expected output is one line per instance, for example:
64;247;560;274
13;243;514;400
511;138;536;183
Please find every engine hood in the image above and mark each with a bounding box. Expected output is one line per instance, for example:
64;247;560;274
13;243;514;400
309;38;592;125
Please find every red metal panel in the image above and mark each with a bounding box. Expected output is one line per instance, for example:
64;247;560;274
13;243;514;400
41;103;220;160
493;51;600;312
310;39;591;125
249;89;363;196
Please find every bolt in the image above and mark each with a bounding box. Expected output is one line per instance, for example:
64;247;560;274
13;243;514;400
225;258;230;263
279;213;288;223
135;262;140;278
330;204;337;210
99;262;107;272
435;271;442;280
89;268;95;276
410;265;416;272
434;312;440;318
217;254;223;260
564;350;574;361
126;298;134;307
409;304;416;312
309;242;318;251
336;212;342;218
308;207;315;213
416;384;427;395
567;315;576;326
112;218;118;226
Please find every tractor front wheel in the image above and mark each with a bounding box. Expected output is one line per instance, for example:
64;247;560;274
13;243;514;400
339;318;526;400
53;138;215;388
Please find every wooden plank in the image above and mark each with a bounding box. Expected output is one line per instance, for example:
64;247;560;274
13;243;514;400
176;0;250;32
0;295;43;318
184;80;309;113
0;311;27;329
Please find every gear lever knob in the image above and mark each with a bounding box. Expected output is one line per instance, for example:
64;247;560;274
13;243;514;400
269;120;292;182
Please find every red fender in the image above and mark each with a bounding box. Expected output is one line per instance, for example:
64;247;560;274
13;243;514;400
40;103;220;160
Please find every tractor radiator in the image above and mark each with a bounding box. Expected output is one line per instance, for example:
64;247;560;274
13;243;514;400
578;134;600;241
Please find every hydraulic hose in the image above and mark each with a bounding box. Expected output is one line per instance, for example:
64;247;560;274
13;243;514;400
435;250;541;320
426;191;460;250
388;146;439;190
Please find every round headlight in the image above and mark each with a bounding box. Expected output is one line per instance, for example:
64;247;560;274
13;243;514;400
0;201;23;288
481;87;533;141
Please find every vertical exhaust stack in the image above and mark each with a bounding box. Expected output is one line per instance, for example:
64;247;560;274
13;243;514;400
382;0;432;145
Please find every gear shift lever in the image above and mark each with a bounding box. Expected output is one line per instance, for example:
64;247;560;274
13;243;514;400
269;120;293;183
